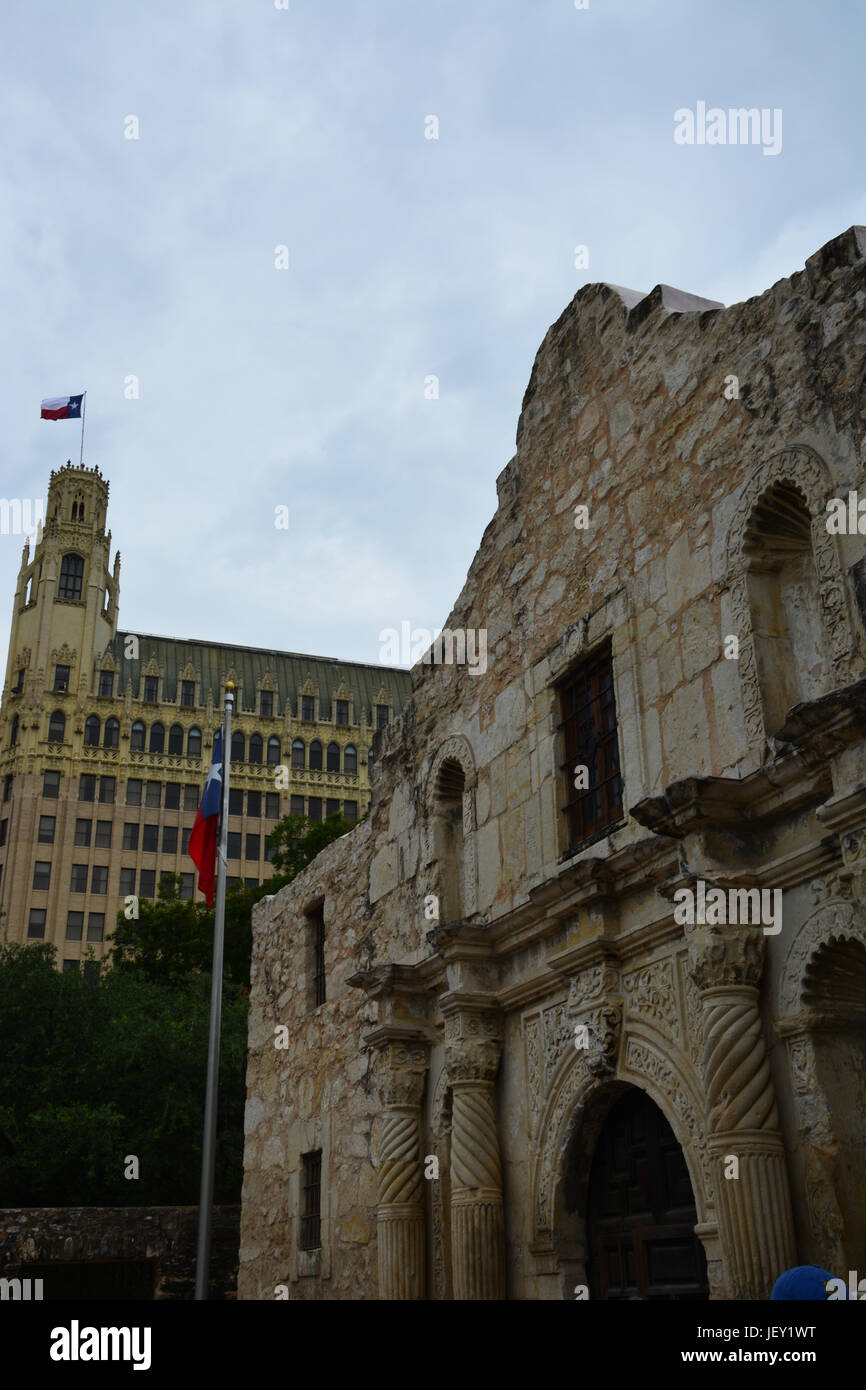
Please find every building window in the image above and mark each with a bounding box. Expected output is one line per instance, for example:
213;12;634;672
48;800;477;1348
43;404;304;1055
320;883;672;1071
244;876;258;889
126;778;142;806
84;715;100;746
48;710;66;743
130;720;145;751
66;912;84;941
63;959;79;973
300;1150;323;1251
139;869;156;899
145;781;161;808
162;825;178;854
228;787;243;816
265;792;280;819
290;795;305;817
188;727;202;758
336;699;349;726
9;715;18;747
79;774;95;802
558;642;623;851
70;864;88;893
54;664;71;692
58;553;84;600
142;824;158;853
98;670;114;698
33;860;51;891
149;722;164;753
179;873;194;900
227;832;241;860
368;747;374;778
249;733;263;765
91;865;108;894
181;680;195;707
0;818;8;847
326;743;340;773
260;691;273;717
12;667;24;693
104;717;120;748
308;797;322;823
310;907;326;1006
74;818;92;847
164;782;180;810
245;834;260;860
182;827;192;855
119;867;136;897
42;771;58;798
37;815;55;844
168;724;184;755
95;820;112;849
263;840;275;863
292;739;305;770
122;824;139;851
28;909;47;939
99;777;115;804
267;736;281;766
184;784;199;811
344;745;357;776
302;695;315;722
247;790;261;818
344;800;358;823
326;799;339;819
309;740;322;771
87;913;105;942
231;731;245;764
376;704;389;729
144;676;159;703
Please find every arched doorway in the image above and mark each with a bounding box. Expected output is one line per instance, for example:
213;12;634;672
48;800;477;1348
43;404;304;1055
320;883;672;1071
586;1088;708;1300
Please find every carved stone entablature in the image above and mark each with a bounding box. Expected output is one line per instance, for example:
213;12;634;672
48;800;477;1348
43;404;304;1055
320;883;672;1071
686;923;766;993
778;897;865;1015
374;1041;428;1109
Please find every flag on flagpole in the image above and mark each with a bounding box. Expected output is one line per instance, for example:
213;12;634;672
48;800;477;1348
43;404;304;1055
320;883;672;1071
189;731;223;906
41;394;84;420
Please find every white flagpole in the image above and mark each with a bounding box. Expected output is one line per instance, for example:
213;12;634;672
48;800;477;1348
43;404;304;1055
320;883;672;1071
79;392;86;466
194;680;234;1301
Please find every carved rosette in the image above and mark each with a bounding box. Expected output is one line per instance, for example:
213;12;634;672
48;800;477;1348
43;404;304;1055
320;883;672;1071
373;1041;428;1301
445;1010;506;1299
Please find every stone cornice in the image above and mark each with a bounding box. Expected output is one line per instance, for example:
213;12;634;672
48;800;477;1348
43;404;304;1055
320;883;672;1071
631;754;832;839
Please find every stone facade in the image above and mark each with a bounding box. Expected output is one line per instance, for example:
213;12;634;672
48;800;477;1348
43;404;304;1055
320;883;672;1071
239;227;866;1299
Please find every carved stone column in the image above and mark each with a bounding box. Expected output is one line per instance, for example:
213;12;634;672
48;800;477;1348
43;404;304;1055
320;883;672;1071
445;1009;506;1300
374;1040;428;1300
688;926;796;1298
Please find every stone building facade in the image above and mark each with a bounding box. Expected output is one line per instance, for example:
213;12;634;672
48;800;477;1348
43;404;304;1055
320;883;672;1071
239;227;866;1300
0;462;410;965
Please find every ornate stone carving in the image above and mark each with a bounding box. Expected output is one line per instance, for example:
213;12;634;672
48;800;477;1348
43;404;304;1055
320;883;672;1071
374;1042;427;1108
567;962;620;1008
524;1016;542;1139
378;1111;423;1205
687;923;766;992
622;958;678;1037
451;1087;502;1193
704;993;778;1132
680;954;704;1069
779;898;866;1014
444;1039;501;1084
373;1040;428;1301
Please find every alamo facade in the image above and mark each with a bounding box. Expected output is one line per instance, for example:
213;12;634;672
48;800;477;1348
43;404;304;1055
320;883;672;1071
239;227;866;1300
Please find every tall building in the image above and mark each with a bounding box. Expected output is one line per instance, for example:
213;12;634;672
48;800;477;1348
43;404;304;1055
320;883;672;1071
0;461;411;969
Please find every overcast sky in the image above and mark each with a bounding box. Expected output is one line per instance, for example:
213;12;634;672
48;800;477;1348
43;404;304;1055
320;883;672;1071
1;0;863;668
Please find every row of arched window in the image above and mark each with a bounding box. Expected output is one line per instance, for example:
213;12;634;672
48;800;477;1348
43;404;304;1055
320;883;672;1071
289;738;357;774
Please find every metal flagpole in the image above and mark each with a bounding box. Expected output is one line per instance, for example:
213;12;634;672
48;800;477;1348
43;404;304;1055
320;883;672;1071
79;392;86;466
194;680;234;1301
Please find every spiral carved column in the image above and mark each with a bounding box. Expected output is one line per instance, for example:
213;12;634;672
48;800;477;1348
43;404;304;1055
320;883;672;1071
688;926;796;1298
446;1015;506;1300
374;1041;428;1300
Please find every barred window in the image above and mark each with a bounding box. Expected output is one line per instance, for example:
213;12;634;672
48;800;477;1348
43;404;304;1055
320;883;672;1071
557;642;623;851
300;1150;322;1251
311;907;326;1007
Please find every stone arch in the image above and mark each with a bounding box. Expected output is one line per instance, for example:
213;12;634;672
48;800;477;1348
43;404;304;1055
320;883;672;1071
778;897;866;1015
423;736;478;923
725;445;861;754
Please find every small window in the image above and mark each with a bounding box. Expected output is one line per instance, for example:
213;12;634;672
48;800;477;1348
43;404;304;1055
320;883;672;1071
58;554;84;601
344;800;358;823
267;736;281;766
162;825;178;854
326;743;340;773
300;1150;322;1251
244;876;259;889
247;790;261;818
376;704;389;729
139;869;156;899
310;907;326;1007
122;824;139;851
130;720;145;751
558;642;623;851
181;680;195;707
249;734;263;765
263;840;275;863
245;834;260;860
79;774;95;802
187;727;202;758
70;864;88;893
87;913;105;942
290;795;305;817
126;779;142;806
165;782;181;810
91;865;108;895
184;784;199;811
42;771;58;799
0;817;9;846
54;664;71;692
119;867;136;897
229;788;244;816
145;781;161;808
95;820;112;849
336;699;349;726
66;912;84;941
181;827;192;855
103;717;120;749
344;745;357;776
179;872;194;900
227;832;241;860
98;670;114;698
63;959;79;973
168;724;184;755
308;797;322;823
9;715;19;747
367;747;374;778
292;739;305;770
265;792;280;819
48;710;66;743
149;722;164;754
309;740;323;771
231;731;245;764
260;691;273;717
28;909;47;939
144;676;159;703
84;715;100;746
12;668;24;693
33;860;51;891
37;816;55;844
74;818;92;847
302;696;315;722
99;776;115;804
142;824;158;853
326;799;339;819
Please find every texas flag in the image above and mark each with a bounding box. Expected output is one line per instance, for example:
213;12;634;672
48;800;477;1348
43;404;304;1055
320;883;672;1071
189;731;224;907
41;394;84;420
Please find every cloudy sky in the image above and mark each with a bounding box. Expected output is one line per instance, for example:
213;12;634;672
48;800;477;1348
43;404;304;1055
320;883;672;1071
1;0;863;667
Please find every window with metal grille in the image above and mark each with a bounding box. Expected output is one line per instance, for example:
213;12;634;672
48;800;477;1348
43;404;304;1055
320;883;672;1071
557;642;623;851
311;909;326;1007
181;680;195;707
300;1150;322;1251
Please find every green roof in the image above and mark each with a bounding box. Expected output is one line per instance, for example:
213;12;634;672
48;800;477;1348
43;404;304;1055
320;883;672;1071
108;631;412;718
